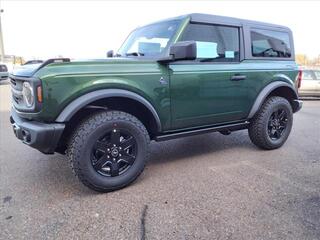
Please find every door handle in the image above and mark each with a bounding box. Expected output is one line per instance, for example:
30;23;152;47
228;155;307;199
231;74;246;81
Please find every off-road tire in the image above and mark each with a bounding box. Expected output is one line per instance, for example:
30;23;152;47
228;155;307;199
248;96;293;150
66;111;150;192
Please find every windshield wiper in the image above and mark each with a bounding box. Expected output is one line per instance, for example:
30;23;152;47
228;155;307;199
126;52;145;56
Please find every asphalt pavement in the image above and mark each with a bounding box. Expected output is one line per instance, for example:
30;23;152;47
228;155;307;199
1;79;320;240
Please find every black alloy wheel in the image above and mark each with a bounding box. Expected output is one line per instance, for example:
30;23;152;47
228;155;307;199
67;111;150;192
267;108;288;140
92;128;137;177
248;96;293;150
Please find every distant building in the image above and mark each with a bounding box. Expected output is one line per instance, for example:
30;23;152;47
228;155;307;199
0;54;25;72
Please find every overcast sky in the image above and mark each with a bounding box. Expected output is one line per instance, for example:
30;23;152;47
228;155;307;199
1;0;320;60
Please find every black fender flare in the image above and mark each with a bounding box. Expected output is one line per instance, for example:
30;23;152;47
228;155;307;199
55;89;162;131
247;81;299;119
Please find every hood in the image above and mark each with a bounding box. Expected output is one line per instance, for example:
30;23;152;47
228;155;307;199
12;63;43;77
31;58;159;79
12;58;158;78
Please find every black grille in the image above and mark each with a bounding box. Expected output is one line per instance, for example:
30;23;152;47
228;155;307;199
10;75;41;113
11;76;26;109
10;77;16;86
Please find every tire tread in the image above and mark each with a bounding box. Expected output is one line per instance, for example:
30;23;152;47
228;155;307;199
66;111;150;192
248;96;292;150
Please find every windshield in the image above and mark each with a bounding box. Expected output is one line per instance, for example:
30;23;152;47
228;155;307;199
117;20;182;58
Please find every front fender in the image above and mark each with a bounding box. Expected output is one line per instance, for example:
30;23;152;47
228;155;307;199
31;59;171;127
55;89;162;132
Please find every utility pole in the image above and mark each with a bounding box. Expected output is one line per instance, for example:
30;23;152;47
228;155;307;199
0;1;4;63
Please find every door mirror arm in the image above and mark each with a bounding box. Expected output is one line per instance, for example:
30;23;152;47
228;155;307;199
157;55;175;63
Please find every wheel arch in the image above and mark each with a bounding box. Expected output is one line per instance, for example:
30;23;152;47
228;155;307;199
55;89;162;132
248;81;299;119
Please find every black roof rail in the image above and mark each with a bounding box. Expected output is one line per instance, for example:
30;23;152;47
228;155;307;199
31;58;70;76
38;58;70;69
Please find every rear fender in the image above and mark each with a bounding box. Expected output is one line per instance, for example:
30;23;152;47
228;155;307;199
248;81;299;118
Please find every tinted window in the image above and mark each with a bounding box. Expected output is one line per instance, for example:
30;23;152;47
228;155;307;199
0;64;7;72
180;24;240;62
118;20;181;57
302;70;315;80
314;71;320;79
251;29;291;58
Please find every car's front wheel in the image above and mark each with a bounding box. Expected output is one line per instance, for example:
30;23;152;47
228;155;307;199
248;96;293;150
67;111;150;192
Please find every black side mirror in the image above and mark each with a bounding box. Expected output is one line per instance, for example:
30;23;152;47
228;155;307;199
158;41;197;63
169;41;196;61
107;50;114;58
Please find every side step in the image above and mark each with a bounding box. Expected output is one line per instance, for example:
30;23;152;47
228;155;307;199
155;121;249;142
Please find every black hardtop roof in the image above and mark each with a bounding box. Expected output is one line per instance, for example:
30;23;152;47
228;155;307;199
149;13;291;32
188;13;291;31
136;13;291;33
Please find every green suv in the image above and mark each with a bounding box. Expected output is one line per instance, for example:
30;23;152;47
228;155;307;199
10;14;302;192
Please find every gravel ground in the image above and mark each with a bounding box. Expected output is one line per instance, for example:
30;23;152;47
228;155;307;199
1;80;320;240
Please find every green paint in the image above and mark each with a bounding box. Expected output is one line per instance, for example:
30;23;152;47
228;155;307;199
27;15;298;133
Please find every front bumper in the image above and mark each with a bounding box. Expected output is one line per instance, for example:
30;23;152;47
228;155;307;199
10;108;65;154
293;99;303;113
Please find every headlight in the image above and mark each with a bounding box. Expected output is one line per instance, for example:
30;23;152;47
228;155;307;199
22;82;34;107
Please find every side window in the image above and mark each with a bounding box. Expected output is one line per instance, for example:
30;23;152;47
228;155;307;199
314;71;320;80
251;29;291;58
0;65;7;72
180;24;240;62
302;70;316;80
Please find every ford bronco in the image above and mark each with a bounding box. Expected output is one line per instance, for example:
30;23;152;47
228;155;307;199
10;14;302;192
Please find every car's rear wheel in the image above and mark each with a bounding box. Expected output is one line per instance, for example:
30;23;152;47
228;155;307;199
248;96;293;150
67;111;150;192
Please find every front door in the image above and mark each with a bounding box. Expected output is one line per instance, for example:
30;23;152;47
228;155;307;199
169;23;249;129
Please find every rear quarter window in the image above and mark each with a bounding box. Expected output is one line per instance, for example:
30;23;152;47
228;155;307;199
250;28;291;58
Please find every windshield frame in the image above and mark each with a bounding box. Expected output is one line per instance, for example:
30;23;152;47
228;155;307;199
117;18;188;59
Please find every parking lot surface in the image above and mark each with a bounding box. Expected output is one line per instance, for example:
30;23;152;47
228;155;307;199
1;80;320;240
